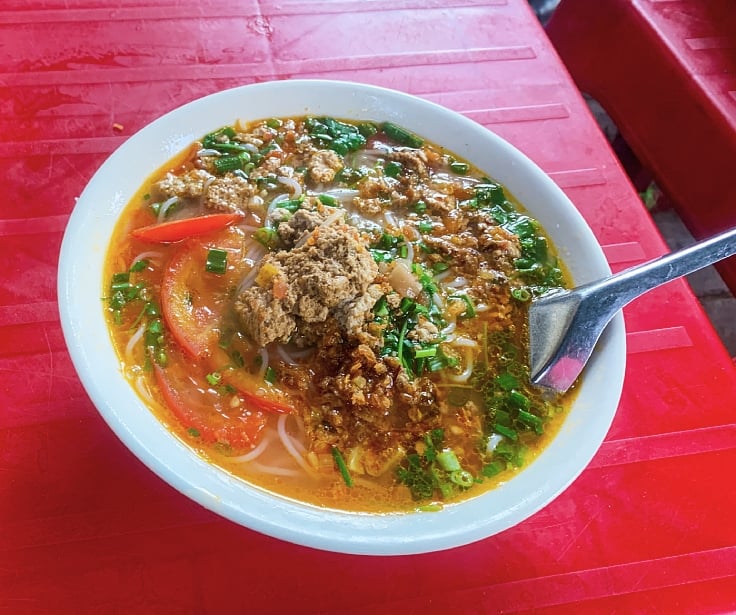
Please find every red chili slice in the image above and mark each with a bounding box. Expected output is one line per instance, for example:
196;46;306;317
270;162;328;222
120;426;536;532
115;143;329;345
132;213;242;243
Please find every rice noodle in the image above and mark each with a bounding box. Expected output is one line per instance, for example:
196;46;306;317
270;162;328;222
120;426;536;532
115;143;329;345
242;142;259;154
383;210;399;229
451;336;479;349
197;148;222;157
229;432;275;463
441;321;456;337
294;209;345;249
237;243;267;294
157;196;179;224
475;303;490;313
265;193;289;225
248;461;301;477
256;348;269;380
445;276;468;289
432;292;444;310
449;347;474;383
320;188;360;204
125;323;146;363
350;150;384;168
277;414;315;475
277;175;302;198
134;375;155;406
237;264;260;293
433;268;453;283
128;250;163;269
487;433;504;453
244;242;267;264
398;240;415;270
237;224;261;234
276;344;314;365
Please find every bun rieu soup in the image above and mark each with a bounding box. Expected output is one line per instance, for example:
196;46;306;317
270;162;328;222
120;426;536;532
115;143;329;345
105;116;573;512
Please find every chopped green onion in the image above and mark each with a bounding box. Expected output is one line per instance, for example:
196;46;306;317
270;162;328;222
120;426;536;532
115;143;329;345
318;194;338;207
205;248;228;275
418;220;433;234
331;447;354;487
276;198;303;213
373;295;389;318
129;259;148;273
202;126;236;149
264;366;278;384
155;348;168;367
494;424;518;441
508;390;531;411
436;449;462;472
111;271;130;286
210;142;249;154
511;287;532;302
495;372;520;391
266;118;282;129
206;372;222;386
187;427;201;438
482;460;506;477
450;470;474;488
213;152;251;174
413;346;438;359
305;117;366;155
514;258;535;270
518;409;544;434
413;200;427;214
381;122;424;148
384;160;403;178
230;349;245;368
432;261;449;273
449;161;469;175
474;183;507;207
254;227;278;249
357;122;378;137
399;296;415;313
450;294;476;319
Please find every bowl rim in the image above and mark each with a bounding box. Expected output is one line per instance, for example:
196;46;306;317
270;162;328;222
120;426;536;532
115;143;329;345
58;79;626;556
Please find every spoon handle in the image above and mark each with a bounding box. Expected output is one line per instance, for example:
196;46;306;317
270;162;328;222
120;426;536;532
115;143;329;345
580;225;736;318
530;226;736;391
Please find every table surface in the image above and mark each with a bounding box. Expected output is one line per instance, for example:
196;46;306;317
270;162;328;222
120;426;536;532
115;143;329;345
3;1;736;613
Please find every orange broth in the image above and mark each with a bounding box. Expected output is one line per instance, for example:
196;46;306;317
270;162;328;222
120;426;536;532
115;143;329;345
104;116;576;513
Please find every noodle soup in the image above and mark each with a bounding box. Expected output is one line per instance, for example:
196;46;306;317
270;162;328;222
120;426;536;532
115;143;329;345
104;116;575;512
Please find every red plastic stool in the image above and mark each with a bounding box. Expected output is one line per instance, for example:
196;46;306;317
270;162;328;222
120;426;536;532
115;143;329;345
546;0;736;294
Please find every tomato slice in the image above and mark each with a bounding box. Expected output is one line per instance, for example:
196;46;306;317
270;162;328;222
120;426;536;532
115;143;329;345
208;345;294;414
132;213;242;243
161;227;252;360
159;226;297;418
154;357;267;450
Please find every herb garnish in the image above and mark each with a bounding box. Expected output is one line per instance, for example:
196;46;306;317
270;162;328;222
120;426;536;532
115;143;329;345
396;429;474;500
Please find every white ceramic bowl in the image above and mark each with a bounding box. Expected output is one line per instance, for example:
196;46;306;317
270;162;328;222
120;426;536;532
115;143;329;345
58;80;626;555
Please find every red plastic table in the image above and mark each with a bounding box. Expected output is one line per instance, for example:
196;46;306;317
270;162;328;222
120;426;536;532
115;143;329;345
546;0;736;294
3;1;736;613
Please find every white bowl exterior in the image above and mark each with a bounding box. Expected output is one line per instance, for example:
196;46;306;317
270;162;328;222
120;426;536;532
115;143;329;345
58;80;626;556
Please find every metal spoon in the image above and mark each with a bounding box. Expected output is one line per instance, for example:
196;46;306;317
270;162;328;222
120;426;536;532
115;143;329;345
529;226;736;392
